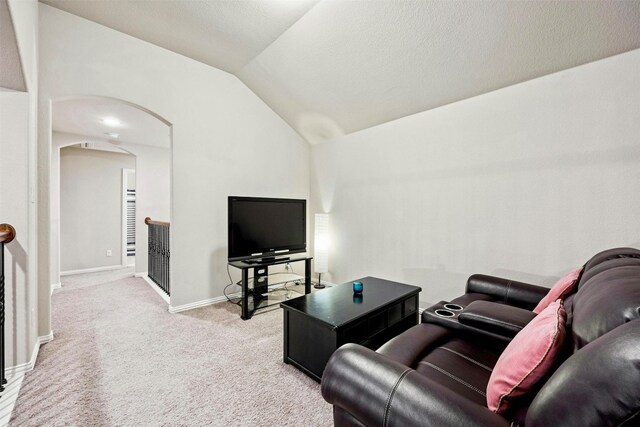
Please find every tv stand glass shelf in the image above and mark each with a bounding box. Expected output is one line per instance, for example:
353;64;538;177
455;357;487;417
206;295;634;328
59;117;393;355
228;255;312;320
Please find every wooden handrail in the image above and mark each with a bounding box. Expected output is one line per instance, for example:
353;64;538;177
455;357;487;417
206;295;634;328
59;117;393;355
144;217;170;227
0;223;15;244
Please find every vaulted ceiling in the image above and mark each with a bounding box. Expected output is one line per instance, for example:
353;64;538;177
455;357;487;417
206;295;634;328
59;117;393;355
1;0;26;91
41;0;640;143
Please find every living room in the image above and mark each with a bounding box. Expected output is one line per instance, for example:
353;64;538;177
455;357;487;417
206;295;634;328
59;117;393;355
0;0;639;426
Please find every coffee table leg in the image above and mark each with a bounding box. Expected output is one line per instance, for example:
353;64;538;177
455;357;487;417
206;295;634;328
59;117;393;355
283;309;289;363
305;258;311;294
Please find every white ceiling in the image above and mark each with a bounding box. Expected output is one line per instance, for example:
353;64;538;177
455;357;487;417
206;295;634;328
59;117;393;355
40;0;320;73
53;97;171;149
1;0;27;91
41;1;640;144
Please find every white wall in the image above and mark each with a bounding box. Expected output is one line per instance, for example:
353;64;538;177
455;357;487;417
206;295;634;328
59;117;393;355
311;49;640;306
118;141;170;277
51;131;170;283
0;92;38;369
39;4;310;318
59;146;135;271
1;0;39;370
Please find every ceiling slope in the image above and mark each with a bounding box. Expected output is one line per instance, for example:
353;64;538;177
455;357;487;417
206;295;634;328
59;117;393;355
0;0;27;91
40;0;320;74
40;1;640;144
238;0;640;142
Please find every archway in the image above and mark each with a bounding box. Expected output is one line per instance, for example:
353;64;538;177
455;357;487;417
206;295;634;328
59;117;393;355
49;96;173;307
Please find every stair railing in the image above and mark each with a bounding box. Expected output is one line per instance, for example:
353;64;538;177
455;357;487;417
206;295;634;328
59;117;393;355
144;217;170;295
0;223;16;393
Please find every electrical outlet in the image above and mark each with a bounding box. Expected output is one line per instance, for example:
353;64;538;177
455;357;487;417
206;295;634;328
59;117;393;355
106;250;112;257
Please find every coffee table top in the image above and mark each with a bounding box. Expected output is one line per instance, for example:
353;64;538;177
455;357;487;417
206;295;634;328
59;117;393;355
280;276;421;328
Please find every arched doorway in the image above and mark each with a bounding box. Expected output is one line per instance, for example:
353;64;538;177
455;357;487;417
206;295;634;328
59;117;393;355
49;96;172;305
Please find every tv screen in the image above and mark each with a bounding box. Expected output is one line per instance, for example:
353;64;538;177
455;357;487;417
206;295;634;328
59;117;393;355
228;196;306;261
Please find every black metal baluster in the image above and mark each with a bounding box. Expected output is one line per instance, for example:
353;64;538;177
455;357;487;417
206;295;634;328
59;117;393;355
0;224;15;393
0;241;5;392
156;225;160;290
161;225;166;294
151;224;156;286
158;226;161;291
148;223;152;284
162;225;166;294
146;220;170;296
159;226;162;291
153;224;157;289
166;225;170;295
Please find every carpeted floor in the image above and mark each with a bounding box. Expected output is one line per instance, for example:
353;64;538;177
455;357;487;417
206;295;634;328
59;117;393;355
10;270;333;426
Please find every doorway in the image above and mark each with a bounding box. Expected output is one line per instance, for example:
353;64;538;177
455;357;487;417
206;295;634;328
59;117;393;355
58;143;136;275
122;168;136;267
50;96;172;297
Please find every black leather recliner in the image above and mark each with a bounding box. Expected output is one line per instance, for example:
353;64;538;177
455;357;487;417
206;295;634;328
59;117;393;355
321;248;640;426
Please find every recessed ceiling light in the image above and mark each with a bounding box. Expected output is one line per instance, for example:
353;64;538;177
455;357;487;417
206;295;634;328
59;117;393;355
105;132;119;139
102;117;121;127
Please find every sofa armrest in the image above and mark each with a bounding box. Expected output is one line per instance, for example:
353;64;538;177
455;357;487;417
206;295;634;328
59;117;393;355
321;344;510;427
466;274;549;310
458;300;537;338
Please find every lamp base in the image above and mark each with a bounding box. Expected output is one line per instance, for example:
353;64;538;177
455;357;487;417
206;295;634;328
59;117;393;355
314;273;326;289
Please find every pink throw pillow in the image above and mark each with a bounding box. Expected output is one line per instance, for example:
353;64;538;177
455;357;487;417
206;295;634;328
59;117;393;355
486;300;566;414
533;267;582;314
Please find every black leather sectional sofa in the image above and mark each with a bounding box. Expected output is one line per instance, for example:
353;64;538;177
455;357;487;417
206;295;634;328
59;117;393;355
321;248;640;426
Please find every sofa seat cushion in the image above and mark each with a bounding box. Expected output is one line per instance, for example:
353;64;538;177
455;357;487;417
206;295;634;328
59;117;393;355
378;323;505;407
377;323;451;366
414;337;502;406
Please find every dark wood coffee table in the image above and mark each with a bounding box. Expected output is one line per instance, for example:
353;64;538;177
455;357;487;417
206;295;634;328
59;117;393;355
280;276;421;382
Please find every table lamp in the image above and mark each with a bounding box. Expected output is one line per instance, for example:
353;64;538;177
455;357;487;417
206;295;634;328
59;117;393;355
314;213;329;289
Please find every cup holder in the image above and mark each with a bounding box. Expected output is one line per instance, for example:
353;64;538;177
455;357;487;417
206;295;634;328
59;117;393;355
443;303;464;311
434;309;455;318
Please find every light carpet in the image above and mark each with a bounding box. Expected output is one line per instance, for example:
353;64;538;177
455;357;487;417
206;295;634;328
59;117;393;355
11;271;333;426
58;267;136;291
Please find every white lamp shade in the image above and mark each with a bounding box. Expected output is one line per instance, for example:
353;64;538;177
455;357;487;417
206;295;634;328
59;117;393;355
314;213;329;274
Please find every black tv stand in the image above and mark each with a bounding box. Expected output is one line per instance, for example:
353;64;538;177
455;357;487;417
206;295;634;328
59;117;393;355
244;256;290;264
228;255;312;320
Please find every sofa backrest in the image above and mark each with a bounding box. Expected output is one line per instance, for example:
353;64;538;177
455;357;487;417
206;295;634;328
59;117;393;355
525;247;640;426
525;318;640;426
567;247;640;350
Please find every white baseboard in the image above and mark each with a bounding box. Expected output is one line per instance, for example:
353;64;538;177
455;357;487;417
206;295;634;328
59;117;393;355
3;345;39;378
169;280;337;314
169;296;227;314
60;265;126;276
4;332;53;378
138;273;170;304
51;282;61;295
39;332;54;345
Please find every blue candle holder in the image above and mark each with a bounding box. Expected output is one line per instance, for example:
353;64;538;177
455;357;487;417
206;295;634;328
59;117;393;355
352;281;363;294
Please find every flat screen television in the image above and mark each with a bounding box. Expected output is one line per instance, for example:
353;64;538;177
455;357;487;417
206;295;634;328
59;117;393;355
228;196;306;262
